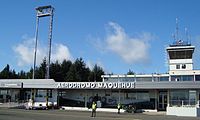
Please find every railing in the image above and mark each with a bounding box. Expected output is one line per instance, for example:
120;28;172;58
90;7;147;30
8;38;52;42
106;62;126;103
169;100;198;107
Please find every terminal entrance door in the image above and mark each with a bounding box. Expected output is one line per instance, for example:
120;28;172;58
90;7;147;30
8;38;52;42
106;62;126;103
158;91;167;111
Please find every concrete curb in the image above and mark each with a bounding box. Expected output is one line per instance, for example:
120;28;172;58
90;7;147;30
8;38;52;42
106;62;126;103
60;106;125;113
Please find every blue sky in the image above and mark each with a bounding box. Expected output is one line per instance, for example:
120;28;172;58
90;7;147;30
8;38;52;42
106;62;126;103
0;0;200;74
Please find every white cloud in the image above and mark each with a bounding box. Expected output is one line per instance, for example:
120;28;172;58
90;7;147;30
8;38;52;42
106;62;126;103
87;35;106;54
13;36;73;66
52;44;73;62
86;60;94;70
86;60;105;70
14;43;34;66
104;22;154;63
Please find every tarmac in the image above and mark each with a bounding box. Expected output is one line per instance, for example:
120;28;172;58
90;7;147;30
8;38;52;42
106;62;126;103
0;108;199;120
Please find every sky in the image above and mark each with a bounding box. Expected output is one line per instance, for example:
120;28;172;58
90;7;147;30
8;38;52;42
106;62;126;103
1;0;200;74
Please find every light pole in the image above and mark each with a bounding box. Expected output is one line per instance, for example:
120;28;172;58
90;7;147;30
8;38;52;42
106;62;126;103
32;16;39;79
32;5;54;79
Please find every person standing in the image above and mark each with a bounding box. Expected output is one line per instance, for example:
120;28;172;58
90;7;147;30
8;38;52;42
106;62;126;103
117;103;121;114
91;102;97;117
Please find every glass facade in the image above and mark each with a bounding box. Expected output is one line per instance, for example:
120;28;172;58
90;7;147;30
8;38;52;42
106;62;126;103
171;75;194;81
136;77;152;82
105;76;169;82
169;90;197;107
58;90;156;109
36;89;52;98
159;77;169;81
168;50;193;59
0;89;20;103
104;75;200;82
104;77;135;82
105;75;200;82
195;75;200;81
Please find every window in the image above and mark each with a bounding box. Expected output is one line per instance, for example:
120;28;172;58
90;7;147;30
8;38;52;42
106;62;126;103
136;77;152;82
182;64;186;69
171;75;193;81
0;90;8;95
170;90;189;106
195;75;200;81
136;91;149;100
182;75;193;81
36;90;52;98
160;77;169;81
168;50;193;59
189;90;196;105
36;90;45;97
47;90;52;98
176;64;180;69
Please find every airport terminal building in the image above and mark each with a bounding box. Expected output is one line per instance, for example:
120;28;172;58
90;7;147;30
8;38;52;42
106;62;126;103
1;41;200;116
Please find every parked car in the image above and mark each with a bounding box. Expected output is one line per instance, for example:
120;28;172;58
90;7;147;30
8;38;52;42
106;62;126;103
123;101;155;113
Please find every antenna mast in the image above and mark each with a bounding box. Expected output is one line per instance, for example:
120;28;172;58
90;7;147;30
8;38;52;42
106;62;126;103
176;18;179;42
185;27;189;44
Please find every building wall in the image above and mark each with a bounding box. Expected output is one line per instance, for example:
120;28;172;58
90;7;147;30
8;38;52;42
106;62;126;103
59;89;156;109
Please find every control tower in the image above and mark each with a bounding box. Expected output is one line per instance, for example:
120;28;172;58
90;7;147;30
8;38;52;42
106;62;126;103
166;19;196;78
166;41;195;71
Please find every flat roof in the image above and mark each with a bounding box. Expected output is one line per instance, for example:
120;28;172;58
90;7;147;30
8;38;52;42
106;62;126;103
1;79;200;89
166;45;195;51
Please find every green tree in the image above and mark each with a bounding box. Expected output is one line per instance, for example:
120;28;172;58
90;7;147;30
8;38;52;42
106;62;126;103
26;68;33;79
0;64;10;78
65;58;90;82
35;58;47;79
18;70;27;79
0;58;106;81
65;65;77;82
50;61;62;82
74;58;90;82
61;60;72;81
127;69;135;75
89;64;104;82
10;70;18;79
0;64;18;79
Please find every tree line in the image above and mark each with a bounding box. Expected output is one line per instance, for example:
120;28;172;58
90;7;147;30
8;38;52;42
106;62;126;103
0;58;104;82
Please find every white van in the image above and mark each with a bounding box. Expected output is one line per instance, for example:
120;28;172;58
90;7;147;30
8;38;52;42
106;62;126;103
26;99;57;110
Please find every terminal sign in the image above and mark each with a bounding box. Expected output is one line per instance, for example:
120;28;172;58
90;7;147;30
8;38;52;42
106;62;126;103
57;82;135;89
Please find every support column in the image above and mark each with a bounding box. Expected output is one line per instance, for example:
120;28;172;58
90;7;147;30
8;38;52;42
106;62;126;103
197;90;200;107
32;17;39;79
84;90;87;108
57;90;59;107
31;89;35;107
46;89;49;109
118;89;121;104
167;90;170;107
155;90;158;111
